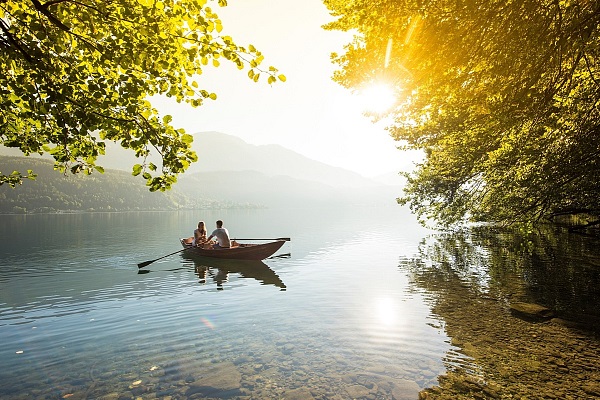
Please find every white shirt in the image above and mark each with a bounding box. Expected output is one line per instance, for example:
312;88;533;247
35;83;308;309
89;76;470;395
210;227;231;248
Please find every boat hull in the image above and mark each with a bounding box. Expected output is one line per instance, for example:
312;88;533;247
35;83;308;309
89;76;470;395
180;239;286;260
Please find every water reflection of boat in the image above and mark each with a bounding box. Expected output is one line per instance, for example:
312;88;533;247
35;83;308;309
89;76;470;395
182;253;286;290
180;238;286;260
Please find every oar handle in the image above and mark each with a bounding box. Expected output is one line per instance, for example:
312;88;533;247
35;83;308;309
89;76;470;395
232;237;291;241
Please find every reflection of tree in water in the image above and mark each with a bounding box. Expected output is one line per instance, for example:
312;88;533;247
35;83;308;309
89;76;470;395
405;226;600;324
400;226;600;399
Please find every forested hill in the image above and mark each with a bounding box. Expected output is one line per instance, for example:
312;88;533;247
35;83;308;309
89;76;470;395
1;153;401;214
0;156;236;214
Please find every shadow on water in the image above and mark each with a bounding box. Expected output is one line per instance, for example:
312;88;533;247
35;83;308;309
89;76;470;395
181;253;287;290
400;225;600;399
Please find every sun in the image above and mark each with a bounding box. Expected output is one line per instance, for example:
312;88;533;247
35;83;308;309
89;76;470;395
359;82;396;114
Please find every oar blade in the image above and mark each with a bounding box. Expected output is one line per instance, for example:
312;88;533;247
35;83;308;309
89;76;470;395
137;260;154;269
137;248;187;269
268;252;291;259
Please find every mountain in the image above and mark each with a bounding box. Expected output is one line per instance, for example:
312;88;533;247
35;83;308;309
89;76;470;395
173;132;401;207
0;156;178;213
0;156;243;213
186;132;381;189
90;131;385;188
177;170;400;209
1;131;396;189
1;132;403;211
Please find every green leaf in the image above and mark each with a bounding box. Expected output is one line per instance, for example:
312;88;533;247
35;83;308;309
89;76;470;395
181;134;194;144
132;164;143;176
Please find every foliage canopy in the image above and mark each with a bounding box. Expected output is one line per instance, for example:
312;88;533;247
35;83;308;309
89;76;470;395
323;0;600;228
1;0;285;191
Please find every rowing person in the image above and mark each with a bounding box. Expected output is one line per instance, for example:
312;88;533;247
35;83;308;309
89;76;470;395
206;220;232;249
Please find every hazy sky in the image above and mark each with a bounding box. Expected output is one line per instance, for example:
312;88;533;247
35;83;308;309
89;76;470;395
153;0;420;178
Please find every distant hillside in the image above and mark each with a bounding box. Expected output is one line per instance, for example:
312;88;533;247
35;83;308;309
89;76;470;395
1;132;402;189
0;157;245;214
177;132;402;207
180;170;337;208
186;132;382;188
178;170;400;208
1;132;403;212
62;131;391;189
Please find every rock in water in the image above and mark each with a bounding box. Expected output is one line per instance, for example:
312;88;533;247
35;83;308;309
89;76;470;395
509;302;554;320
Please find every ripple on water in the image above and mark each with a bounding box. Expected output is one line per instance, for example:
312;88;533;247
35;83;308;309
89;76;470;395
0;209;453;399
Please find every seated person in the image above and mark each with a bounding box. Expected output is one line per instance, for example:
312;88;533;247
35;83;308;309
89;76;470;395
206;220;231;249
182;221;207;247
193;221;207;247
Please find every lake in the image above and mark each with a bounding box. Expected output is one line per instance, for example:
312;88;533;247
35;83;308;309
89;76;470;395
1;206;599;399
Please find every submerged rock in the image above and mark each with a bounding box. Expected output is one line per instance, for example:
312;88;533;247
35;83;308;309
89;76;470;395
283;387;315;400
391;379;421;399
186;361;242;398
345;384;372;398
509;302;554;320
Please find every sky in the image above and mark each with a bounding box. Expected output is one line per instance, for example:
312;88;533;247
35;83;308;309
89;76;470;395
153;0;421;178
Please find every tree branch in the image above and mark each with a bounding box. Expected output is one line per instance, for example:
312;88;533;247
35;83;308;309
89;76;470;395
31;0;71;31
0;17;36;62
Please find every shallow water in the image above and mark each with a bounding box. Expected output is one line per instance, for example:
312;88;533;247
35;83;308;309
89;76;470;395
1;207;599;399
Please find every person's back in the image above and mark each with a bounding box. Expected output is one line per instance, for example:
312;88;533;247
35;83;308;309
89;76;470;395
207;220;231;248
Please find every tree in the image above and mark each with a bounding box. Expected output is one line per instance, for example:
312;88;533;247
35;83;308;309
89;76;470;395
323;0;600;228
1;0;285;191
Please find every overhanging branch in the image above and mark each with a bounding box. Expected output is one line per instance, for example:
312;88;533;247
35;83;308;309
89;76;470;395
31;0;71;31
0;18;35;62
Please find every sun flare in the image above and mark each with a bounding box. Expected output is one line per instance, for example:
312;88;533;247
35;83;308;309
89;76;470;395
375;297;397;326
360;83;396;114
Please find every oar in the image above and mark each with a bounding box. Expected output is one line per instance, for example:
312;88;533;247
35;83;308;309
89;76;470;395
137;248;188;269
232;237;291;241
268;253;291;259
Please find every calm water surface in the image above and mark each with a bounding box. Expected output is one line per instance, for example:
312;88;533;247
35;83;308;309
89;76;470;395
1;207;599;399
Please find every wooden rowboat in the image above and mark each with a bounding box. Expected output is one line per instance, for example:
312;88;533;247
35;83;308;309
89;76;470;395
179;238;286;260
